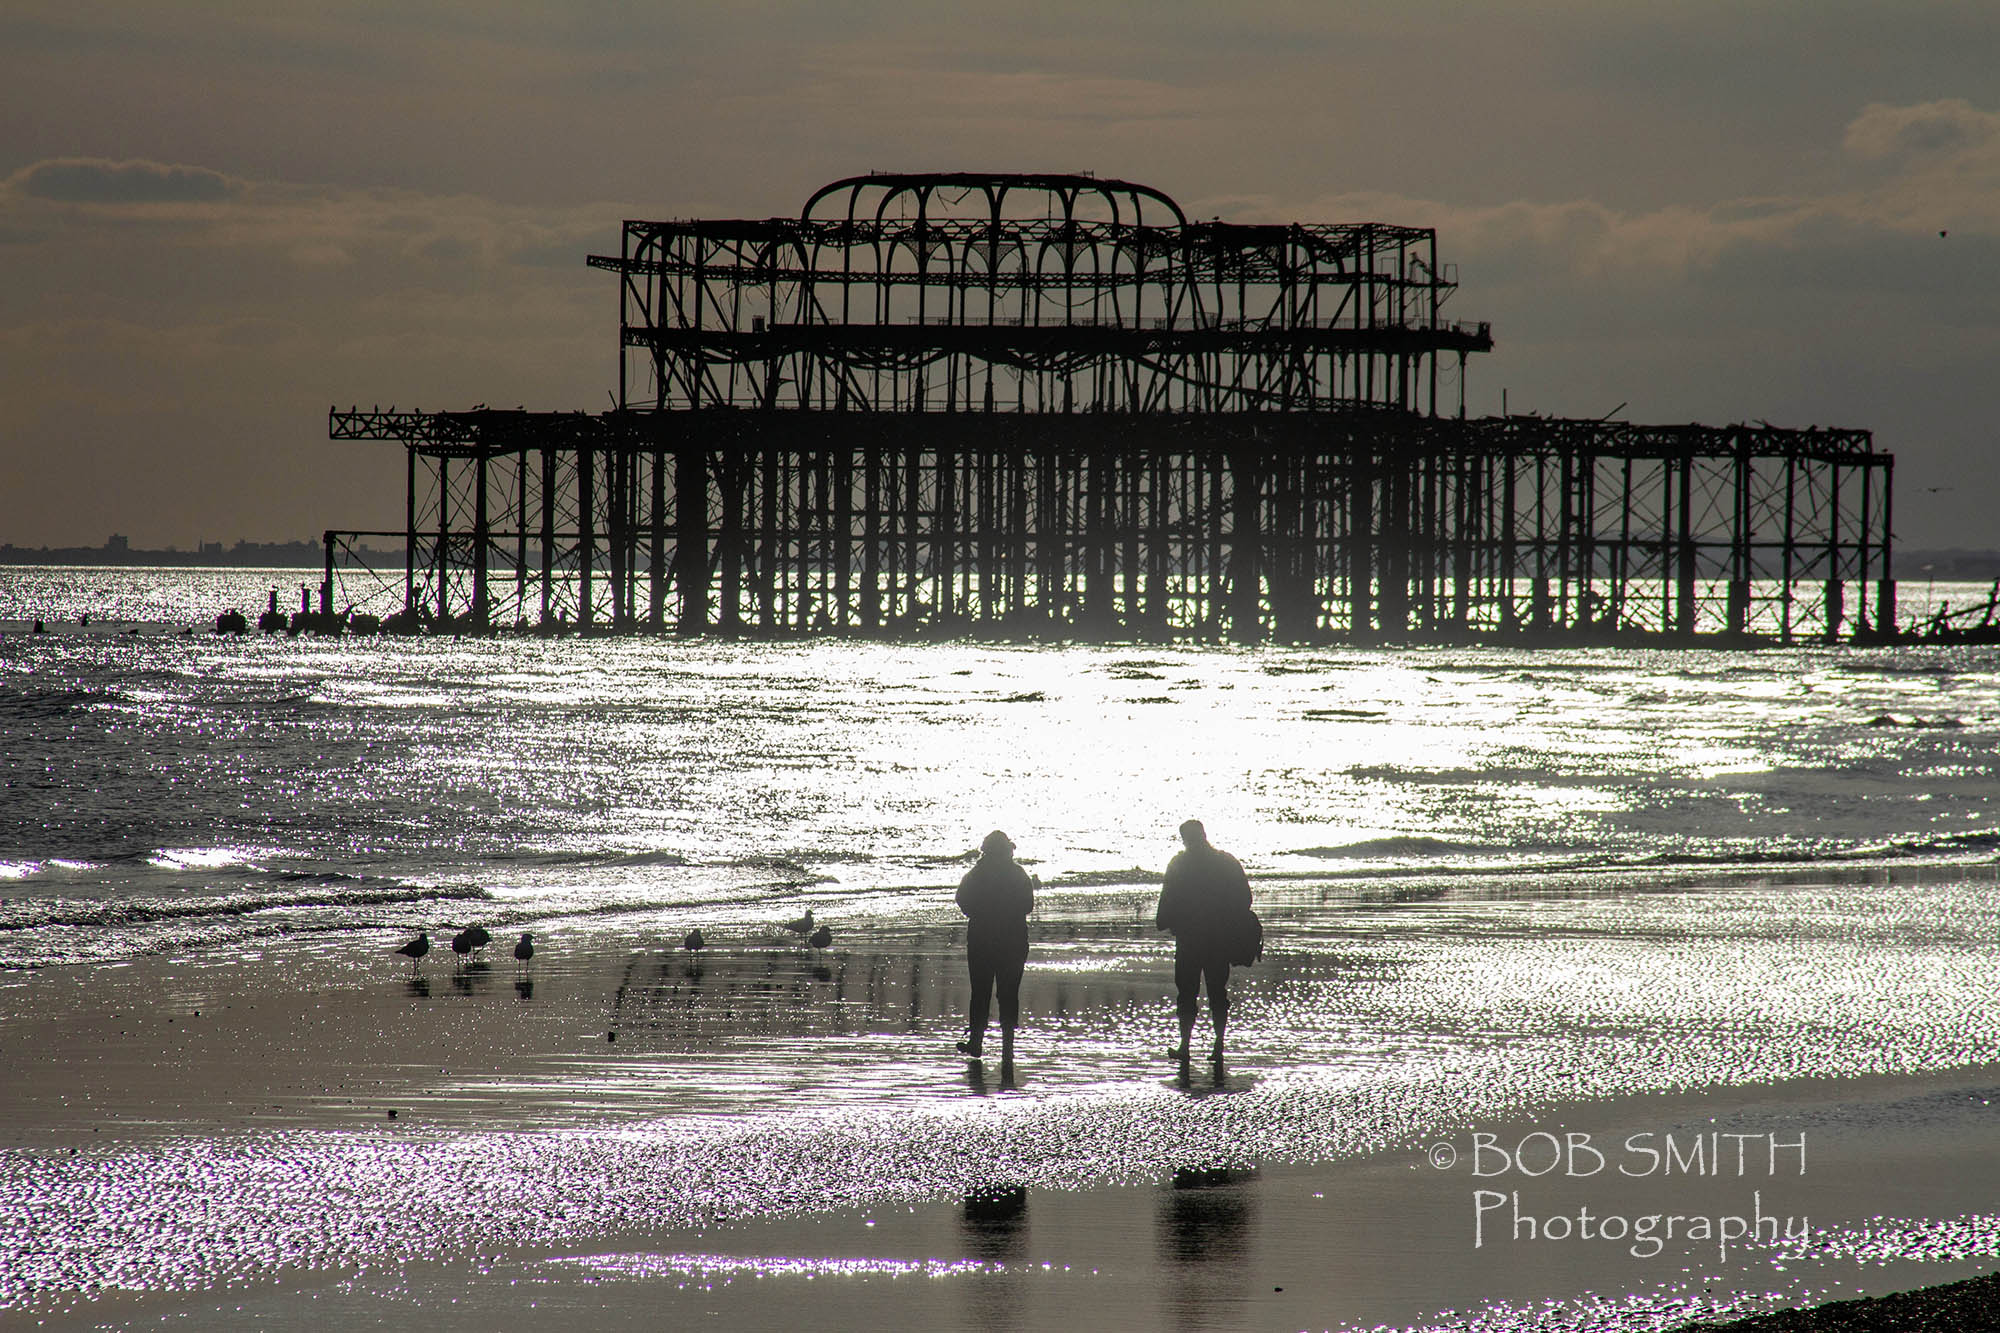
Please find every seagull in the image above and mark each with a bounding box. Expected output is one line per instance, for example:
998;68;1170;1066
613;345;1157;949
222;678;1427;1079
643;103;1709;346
808;923;833;952
513;932;534;966
394;931;430;963
783;909;815;937
683;928;705;951
451;925;492;961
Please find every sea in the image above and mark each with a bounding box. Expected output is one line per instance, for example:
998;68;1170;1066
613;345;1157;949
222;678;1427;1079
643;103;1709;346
4;566;1997;971
6;565;2000;1328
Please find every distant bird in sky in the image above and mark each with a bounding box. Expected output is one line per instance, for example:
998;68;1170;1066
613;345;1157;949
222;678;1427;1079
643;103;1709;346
809;923;833;952
783;909;815;937
395;931;429;963
513;932;534;966
451;925;492;961
683;928;705;951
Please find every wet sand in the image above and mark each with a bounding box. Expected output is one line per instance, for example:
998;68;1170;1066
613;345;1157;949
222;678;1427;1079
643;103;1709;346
1693;1271;2000;1330
5;891;2000;1330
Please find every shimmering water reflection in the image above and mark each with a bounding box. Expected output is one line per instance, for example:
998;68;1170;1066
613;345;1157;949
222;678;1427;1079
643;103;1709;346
8;628;2000;969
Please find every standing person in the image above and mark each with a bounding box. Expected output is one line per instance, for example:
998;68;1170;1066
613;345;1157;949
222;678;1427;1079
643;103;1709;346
1156;819;1252;1069
957;830;1035;1063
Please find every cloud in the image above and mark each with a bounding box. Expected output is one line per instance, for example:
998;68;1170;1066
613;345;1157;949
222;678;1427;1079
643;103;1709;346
1239;97;2000;299
0;159;629;298
1844;99;2000;164
9;157;240;204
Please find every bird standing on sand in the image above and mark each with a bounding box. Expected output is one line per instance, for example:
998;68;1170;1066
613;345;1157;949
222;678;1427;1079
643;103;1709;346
395;931;430;963
783;909;815;937
808;923;833;952
451;925;492;962
683;928;705;952
513;932;534;967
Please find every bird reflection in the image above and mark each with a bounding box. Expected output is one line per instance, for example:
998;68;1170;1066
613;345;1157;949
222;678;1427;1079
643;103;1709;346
1157;1166;1259;1330
404;972;430;999
515;977;533;1001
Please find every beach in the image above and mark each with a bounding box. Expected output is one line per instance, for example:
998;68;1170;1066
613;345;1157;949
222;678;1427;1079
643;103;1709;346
5;588;2000;1328
7;876;2000;1331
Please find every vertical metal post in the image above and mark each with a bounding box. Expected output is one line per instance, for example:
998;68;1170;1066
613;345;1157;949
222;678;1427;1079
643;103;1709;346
1727;437;1749;636
835;441;854;630
861;445;881;631
1499;453;1518;631
675;445;706;632
1675;452;1696;636
515;448;528;621
1876;458;1896;635
321;532;334;618
472;448;490;630
1780;452;1796;643
404;446;417;615
937;442;957;619
1825;465;1843;643
606;448;626;628
1228;447;1261;642
650;443;667;630
577;446;595;632
539;447;556;628
435;455;451;625
1857;458;1874;633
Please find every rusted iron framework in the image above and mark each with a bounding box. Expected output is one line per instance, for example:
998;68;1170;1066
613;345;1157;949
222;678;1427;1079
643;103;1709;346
596;173;1489;418
324;173;1894;643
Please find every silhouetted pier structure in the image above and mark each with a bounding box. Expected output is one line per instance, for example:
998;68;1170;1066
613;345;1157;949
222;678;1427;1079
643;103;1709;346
325;173;1893;644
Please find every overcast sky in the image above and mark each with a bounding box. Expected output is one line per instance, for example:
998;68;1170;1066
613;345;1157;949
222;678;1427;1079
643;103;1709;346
3;1;1997;550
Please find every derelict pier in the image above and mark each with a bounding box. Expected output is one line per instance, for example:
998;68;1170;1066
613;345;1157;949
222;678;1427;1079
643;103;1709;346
324;172;1893;643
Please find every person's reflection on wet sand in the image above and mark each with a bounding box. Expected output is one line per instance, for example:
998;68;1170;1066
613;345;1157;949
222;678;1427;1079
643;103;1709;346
1156;1166;1259;1330
964;1056;1019;1096
1177;1052;1227;1090
959;1184;1028;1330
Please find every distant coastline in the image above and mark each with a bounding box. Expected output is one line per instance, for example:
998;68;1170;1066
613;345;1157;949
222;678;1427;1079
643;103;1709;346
6;537;2000;578
0;536;396;568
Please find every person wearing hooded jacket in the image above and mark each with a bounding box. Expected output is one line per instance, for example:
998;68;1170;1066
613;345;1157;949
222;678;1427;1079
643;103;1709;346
1155;818;1252;1069
956;829;1035;1062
